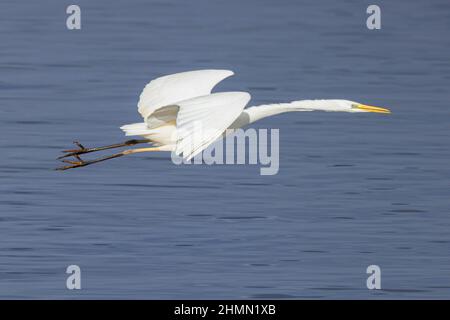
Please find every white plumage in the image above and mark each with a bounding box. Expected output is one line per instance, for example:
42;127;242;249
57;69;390;170
122;70;251;160
137;69;234;121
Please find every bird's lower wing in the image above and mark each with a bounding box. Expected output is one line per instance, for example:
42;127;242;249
175;92;251;161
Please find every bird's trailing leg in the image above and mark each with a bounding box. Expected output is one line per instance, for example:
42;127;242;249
58;139;151;159
56;147;162;171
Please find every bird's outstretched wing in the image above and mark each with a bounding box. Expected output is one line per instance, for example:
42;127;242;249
138;69;234;128
175;92;251;160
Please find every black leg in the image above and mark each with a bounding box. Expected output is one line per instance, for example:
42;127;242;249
58;139;151;159
55;152;125;171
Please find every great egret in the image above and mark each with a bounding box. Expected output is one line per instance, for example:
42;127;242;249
57;69;390;170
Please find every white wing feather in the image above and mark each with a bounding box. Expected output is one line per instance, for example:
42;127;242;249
138;69;234;125
175;92;251;160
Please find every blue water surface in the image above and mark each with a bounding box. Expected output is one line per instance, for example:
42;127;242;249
0;0;449;298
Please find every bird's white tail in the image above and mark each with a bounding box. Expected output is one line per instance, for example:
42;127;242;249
120;123;153;136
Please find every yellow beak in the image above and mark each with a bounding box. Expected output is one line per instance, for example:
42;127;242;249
356;104;391;114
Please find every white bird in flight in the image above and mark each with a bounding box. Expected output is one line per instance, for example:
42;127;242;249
57;69;390;170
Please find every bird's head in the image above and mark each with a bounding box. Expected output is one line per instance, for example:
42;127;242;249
333;100;391;114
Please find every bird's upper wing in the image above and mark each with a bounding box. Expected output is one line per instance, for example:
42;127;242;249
138;69;234;128
175;92;251;160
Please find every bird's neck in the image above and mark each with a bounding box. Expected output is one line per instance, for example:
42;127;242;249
245;100;333;124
